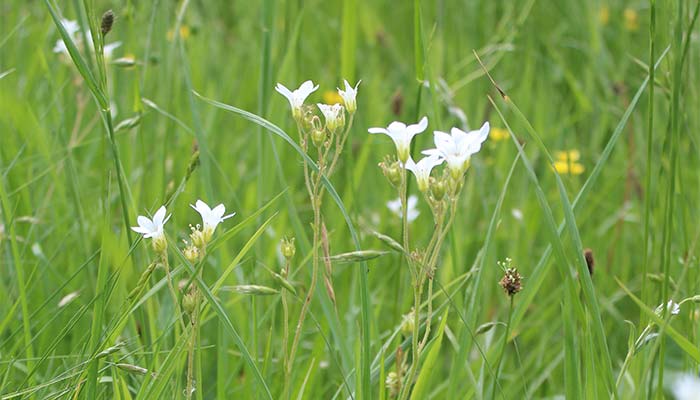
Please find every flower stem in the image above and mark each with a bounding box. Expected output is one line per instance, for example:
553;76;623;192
490;296;514;400
161;252;186;332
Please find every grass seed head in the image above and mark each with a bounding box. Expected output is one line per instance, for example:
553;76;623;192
101;10;114;36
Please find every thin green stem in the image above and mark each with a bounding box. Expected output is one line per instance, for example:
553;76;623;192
161;252;186;332
491;296;515;400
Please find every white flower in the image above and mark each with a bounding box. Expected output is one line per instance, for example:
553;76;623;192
387;195;420;222
131;206;170;240
52;19;81;54
672;374;700;400
190;200;235;237
337;79;360;113
103;41;123;60
317;103;345;132
404;154;444;192
275;80;319;119
655;300;681;316
368;116;428;163
423;122;490;178
53;19;121;60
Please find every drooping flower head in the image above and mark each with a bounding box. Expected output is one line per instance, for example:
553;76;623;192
275;80;319;120
368;116;428;163
337;79;361;114
423;122;490;178
190;200;235;244
132;206;170;252
387;195;420;222
404;154;444;193
317;103;345;133
655;299;681;316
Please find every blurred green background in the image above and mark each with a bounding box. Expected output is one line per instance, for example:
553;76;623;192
1;0;698;398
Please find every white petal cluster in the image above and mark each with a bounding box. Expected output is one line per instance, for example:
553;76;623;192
368;117;428;163
190;199;235;237
423;122;490;178
317;103;345;133
404;154;444;192
369;117;489;193
132;206;170;240
275;80;319;119
337;79;361;114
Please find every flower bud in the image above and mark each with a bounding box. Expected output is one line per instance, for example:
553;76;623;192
280;237;296;260
151;235;167;254
430;177;446;201
182;291;197;315
311;128;326;148
385;372;400;397
400;309;416;336
379;157;402;188
184;244;200;263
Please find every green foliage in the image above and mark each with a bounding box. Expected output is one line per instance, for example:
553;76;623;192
1;0;699;399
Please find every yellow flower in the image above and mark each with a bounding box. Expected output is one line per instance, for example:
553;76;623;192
322;90;343;105
167;25;191;41
598;5;610;26
624;8;639;31
553;150;584;175
490;127;509;142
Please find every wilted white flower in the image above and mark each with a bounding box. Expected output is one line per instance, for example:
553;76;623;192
132;206;170;252
404;154;444;192
58;291;80;308
317;103;345;133
423;122;490;178
337;79;360;114
672;374;700;400
191;200;235;240
368;116;428;163
387;195;419;222
655;300;681;316
275;80;319;119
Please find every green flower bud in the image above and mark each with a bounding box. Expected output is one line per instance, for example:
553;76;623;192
281;237;296;260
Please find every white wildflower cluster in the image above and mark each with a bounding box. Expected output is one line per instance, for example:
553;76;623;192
131;199;234;258
276;79;359;131
371;116;490;216
52;18;121;60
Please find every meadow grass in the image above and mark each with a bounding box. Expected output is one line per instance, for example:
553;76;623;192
1;0;699;399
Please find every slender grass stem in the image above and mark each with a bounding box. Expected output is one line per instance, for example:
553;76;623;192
491;296;514;400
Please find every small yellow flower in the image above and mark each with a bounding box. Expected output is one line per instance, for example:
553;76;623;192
553;150;584;175
490;127;509;142
322;90;343;105
167;25;191;41
599;5;610;26
624;8;639;31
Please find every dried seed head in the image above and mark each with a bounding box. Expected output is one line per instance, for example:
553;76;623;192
498;258;522;297
584;248;594;275
101;10;114;36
